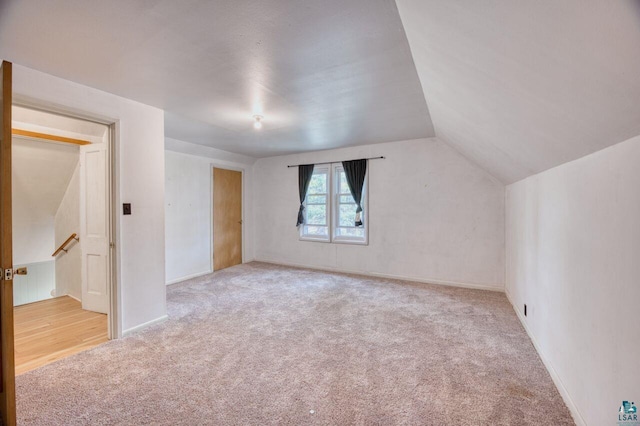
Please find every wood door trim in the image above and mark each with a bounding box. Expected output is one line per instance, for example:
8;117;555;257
0;60;16;426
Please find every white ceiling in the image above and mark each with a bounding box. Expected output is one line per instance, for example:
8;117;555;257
0;0;434;157
396;0;640;183
2;1;638;182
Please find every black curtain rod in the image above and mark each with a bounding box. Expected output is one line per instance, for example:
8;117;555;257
287;156;385;168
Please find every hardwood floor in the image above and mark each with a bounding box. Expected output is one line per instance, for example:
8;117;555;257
14;296;108;375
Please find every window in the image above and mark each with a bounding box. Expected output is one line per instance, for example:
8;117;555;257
300;164;367;244
333;165;366;242
301;167;329;241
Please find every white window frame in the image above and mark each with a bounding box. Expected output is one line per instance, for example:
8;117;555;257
331;164;368;245
299;163;368;245
299;166;331;242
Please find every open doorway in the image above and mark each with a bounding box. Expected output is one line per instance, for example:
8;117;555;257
11;106;111;374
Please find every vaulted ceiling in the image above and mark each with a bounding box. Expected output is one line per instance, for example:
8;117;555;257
1;1;639;183
13;137;79;218
396;0;640;183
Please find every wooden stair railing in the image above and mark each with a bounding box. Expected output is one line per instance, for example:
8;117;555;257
52;233;79;257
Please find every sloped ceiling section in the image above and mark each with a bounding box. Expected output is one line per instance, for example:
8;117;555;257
396;0;640;183
11;106;108;221
0;0;434;157
13;138;79;218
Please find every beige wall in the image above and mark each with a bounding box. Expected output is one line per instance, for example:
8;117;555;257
164;139;256;284
13;64;167;335
253;138;505;290
506;134;640;426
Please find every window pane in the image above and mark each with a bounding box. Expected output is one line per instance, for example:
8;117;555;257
339;194;354;203
308;173;327;194
339;204;357;227
303;225;328;237
336;227;365;238
307;195;326;204
339;171;350;193
306;204;327;225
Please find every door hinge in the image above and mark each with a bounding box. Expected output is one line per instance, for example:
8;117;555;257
3;268;13;281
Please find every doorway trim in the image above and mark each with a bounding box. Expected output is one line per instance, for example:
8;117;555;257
11;99;121;339
210;163;245;272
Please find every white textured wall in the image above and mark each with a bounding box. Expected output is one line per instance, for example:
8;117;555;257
12;215;53;265
54;163;81;300
12;141;57;265
13;64;166;334
254;138;505;290
13;260;55;306
506;134;640;426
164;139;255;284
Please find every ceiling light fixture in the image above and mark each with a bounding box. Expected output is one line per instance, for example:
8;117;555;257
253;115;263;130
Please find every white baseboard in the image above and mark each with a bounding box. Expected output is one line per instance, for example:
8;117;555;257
122;315;168;337
505;289;586;426
66;293;81;303
166;270;212;286
254;258;504;292
49;291;81;302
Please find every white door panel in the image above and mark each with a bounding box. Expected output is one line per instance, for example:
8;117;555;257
80;143;109;314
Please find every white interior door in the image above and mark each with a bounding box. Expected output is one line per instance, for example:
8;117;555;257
79;143;109;314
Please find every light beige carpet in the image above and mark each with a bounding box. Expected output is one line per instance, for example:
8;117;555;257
17;262;572;425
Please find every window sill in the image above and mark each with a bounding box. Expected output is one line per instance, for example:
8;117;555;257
299;235;331;243
331;238;368;246
299;236;368;246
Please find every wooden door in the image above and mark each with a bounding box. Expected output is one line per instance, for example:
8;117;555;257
80;143;109;314
0;60;16;426
213;168;242;271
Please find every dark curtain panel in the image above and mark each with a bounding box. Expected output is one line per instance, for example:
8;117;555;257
342;159;367;227
296;164;315;227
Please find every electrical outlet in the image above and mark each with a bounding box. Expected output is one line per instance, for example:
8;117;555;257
123;203;132;215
